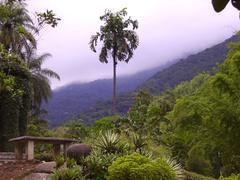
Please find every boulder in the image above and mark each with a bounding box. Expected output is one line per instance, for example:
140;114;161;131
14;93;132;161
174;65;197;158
23;173;51;180
67;144;91;163
34;162;56;173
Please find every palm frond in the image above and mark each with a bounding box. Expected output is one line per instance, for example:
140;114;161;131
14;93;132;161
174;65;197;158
89;33;100;52
40;68;60;80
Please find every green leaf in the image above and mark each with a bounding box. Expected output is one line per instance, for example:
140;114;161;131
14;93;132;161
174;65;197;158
212;0;230;12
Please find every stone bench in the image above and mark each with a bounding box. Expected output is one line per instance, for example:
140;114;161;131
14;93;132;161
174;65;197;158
9;136;76;161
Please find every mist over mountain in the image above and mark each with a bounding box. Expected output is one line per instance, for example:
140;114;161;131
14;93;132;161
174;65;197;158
44;65;170;125
46;35;239;126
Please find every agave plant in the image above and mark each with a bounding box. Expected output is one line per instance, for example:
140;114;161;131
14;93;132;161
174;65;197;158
132;133;147;153
95;131;124;154
164;157;185;180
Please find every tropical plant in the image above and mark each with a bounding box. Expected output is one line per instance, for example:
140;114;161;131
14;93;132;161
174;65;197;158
90;116;117;134
0;0;60;151
0;0;37;55
108;153;182;180
219;174;240;180
25;49;60;110
83;152;118;180
95;130;125;154
89;8;139;113
132;133;147;153
65;119;88;141
67;158;78;168
184;171;216;180
55;155;65;169
51;166;85;180
212;0;240;12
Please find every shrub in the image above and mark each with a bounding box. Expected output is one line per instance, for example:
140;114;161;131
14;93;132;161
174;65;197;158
51;166;85;180
83;152;118;180
185;147;213;176
35;152;54;162
91;116;117;133
67;158;77;168
66;144;91;164
108;153;181;180
219;174;240;180
184;170;216;180
132;133;147;153
55;156;65;169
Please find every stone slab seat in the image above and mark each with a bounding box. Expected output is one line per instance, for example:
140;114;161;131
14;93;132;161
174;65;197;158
9;136;77;161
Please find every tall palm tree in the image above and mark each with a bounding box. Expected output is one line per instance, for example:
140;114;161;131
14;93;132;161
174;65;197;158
25;49;60;110
0;0;37;55
89;8;139;113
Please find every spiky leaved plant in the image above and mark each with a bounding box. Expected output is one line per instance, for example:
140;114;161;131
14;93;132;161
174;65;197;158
95;130;124;154
164;157;185;180
132;133;147;153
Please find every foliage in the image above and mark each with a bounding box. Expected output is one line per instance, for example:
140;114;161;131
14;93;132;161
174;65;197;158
212;0;240;12
90;116;117;134
185;147;214;176
55;156;65;169
64;119;89;141
95;130;126;154
219;174;240;180
184;171;216;180
108;153;180;180
125;90;152;134
83;152;118;180
35;152;54;162
67;158;78;168
0;0;60;150
36;9;61;28
51;166;85;180
47;35;235;125
132;133;147;153
165;40;240;176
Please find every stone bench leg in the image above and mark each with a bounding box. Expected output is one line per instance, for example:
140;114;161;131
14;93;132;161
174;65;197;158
25;141;34;160
15;143;24;160
63;143;70;160
53;144;61;158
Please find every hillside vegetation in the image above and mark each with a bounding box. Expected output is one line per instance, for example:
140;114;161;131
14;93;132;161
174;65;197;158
51;35;238;125
45;66;165;125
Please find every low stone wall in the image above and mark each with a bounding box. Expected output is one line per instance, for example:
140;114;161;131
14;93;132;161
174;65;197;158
0;152;26;163
0;152;15;160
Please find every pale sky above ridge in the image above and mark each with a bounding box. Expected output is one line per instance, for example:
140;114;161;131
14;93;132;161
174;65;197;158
28;0;240;89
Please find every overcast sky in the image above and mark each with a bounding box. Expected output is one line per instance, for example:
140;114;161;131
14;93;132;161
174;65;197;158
28;0;240;89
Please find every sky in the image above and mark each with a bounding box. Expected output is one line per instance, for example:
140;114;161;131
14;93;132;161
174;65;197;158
28;0;240;89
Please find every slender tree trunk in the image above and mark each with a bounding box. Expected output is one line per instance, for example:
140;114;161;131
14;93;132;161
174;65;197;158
112;56;117;114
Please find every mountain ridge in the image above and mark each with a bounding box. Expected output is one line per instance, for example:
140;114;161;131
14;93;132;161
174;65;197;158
46;35;239;126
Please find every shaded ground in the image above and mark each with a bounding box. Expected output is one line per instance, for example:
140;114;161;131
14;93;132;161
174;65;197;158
0;161;40;180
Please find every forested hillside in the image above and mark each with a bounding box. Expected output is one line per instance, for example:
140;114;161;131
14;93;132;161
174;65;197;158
45;66;165;125
140;35;239;94
69;35;239;125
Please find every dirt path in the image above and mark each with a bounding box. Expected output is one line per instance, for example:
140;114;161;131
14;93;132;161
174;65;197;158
0;161;40;180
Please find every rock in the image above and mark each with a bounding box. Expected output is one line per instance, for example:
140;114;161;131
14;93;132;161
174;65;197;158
34;162;56;173
67;144;91;161
23;173;51;180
